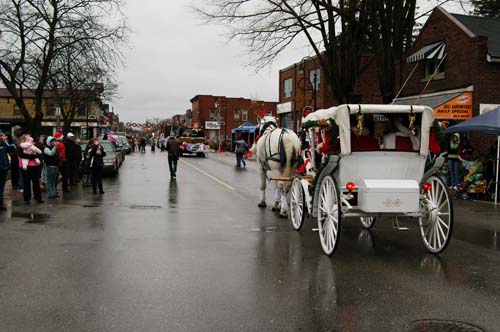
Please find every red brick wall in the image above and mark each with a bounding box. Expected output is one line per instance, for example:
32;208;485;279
398;8;500;155
190;95;277;139
279;55;383;131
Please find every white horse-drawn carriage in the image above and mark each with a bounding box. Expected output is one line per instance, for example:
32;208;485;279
286;104;453;256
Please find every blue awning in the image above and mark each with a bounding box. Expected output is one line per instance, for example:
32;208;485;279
443;107;500;135
232;121;256;134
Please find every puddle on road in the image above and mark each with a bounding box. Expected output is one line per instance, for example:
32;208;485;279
129;205;162;209
405;319;485;332
11;212;50;224
454;228;500;251
251;226;281;232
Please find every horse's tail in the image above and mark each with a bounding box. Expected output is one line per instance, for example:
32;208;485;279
279;132;286;168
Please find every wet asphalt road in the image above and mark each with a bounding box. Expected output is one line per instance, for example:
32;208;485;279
0;149;499;332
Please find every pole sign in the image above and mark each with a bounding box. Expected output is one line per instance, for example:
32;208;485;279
205;121;220;130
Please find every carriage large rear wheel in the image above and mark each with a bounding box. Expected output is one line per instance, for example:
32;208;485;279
317;175;341;255
289;177;306;230
419;176;453;254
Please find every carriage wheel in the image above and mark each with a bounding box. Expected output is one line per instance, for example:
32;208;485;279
317;175;341;255
289;177;306;231
419;176;453;254
360;217;376;229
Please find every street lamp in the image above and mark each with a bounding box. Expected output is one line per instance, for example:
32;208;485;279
313;71;318;111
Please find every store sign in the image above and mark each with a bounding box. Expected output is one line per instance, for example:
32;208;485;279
434;92;473;120
205;121;220;130
480;104;500;114
277;101;292;114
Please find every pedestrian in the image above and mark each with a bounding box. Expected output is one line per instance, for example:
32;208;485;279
34;136;46;193
140;137;146;153
73;138;83;184
18;134;43;203
235;139;249;168
54;132;69;193
447;133;461;190
0;130;16;210
166;134;179;179
10;126;24;191
65;133;78;186
81;139;93;187
43;136;59;200
87;138;106;194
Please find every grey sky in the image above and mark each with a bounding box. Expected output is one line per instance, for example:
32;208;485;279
114;0;470;123
114;0;305;123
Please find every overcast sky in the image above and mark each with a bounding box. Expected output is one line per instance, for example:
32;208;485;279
114;0;307;123
114;0;470;123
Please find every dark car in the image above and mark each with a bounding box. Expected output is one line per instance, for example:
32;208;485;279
80;140;120;177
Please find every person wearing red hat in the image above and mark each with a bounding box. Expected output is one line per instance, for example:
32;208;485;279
54;132;69;193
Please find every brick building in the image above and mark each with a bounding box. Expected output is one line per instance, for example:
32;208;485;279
393;7;500;152
0;88;100;137
278;55;382;132
189;95;277;140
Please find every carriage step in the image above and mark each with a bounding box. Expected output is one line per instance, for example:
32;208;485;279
392;217;409;231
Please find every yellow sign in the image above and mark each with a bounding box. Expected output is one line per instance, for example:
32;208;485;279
434;92;473;120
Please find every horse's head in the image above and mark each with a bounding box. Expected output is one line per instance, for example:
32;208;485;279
258;115;278;133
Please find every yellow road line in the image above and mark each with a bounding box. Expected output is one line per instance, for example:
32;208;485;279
180;159;235;190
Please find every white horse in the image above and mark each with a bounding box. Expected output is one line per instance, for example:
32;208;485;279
252;116;301;217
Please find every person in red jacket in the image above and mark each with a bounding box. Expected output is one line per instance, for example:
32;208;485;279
54;132;69;193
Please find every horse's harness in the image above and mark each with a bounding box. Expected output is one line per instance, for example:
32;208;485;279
260;121;294;171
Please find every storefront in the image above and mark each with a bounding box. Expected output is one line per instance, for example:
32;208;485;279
277;101;293;130
393;86;474;122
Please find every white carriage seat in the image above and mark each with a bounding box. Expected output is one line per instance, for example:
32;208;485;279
337;151;426;184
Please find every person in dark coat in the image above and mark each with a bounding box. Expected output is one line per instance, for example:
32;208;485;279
87;138;107;194
0;130;17;210
64;133;78;185
166;135;179;179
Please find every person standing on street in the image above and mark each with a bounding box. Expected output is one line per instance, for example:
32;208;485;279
65;133;78;186
447;133;461;190
166;135;179;179
43;136;59;200
0;130;16;210
88;139;106;194
235;139;249;168
54;132;69;193
18;134;43;203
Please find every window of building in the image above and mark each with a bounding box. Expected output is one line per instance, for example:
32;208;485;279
13;105;21;116
424;60;445;80
78;105;86;116
46;104;56;116
309;68;320;90
210;109;216;121
283;78;292;98
234;109;240;121
241;110;248;121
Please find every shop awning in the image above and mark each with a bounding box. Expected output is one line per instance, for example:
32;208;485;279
392;87;474;120
392;90;462;109
407;41;446;63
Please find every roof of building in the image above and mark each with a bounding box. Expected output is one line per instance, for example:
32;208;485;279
451;13;500;59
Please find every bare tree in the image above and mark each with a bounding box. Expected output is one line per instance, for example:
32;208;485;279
195;0;370;104
47;39;119;133
0;0;127;136
195;0;471;105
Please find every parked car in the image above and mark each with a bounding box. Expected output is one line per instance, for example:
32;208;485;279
80;140;120;177
117;135;130;154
